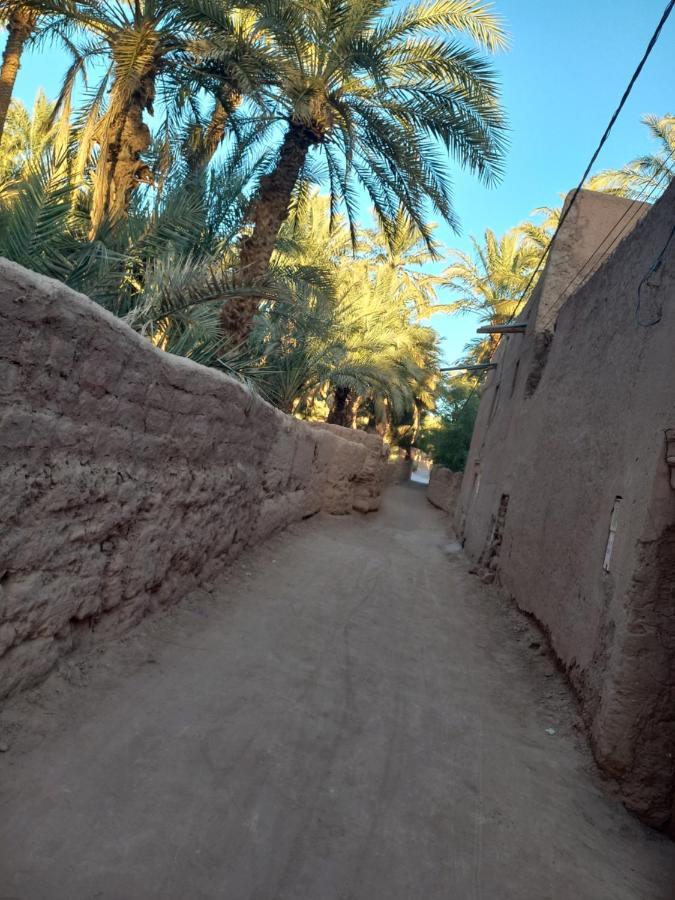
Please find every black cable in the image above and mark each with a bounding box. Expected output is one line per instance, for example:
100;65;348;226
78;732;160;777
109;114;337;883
506;0;675;325
636;222;675;326
538;150;675;332
552;166;670;304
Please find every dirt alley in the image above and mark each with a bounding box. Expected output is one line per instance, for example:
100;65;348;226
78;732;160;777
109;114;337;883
1;483;674;899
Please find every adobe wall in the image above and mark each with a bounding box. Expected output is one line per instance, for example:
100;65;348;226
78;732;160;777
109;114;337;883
0;261;388;698
385;456;413;485
533;188;649;331
455;183;675;830
426;466;462;515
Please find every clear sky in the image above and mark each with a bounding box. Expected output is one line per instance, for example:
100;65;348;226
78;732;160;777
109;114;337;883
9;0;675;364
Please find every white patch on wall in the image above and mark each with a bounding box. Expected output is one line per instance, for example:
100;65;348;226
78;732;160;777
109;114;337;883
603;496;623;572
472;471;481;499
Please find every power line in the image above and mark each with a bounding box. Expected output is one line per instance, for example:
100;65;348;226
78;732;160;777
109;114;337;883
442;0;674;402
636;220;675;326
554;165;671;299
538;149;675;332
506;0;675;325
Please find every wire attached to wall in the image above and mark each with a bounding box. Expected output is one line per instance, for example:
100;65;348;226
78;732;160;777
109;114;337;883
440;0;674;407
538;149;675;333
636;222;675;326
544;149;675;318
504;0;675;327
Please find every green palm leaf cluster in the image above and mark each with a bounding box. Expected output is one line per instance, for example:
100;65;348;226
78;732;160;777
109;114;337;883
586;114;675;200
249;195;442;435
1;0;510;343
442;223;543;364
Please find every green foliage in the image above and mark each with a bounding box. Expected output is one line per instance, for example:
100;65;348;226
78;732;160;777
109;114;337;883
225;0;509;249
442;220;548;365
0;91;441;430
416;378;480;470
586;114;674;199
0;90;56;181
248;195;442;421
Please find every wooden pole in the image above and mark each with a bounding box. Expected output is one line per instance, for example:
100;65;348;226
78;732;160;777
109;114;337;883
440;364;497;372
476;324;527;334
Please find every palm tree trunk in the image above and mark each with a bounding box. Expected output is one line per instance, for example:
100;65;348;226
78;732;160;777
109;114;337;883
221;122;316;344
186;99;232;173
90;69;156;236
0;7;37;145
327;385;356;428
350;397;361;427
410;398;422;446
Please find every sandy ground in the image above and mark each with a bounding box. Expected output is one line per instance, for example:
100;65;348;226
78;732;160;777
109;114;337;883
1;483;673;900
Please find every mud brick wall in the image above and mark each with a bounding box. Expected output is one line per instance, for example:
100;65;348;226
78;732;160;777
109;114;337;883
455;184;675;832
426;466;462;515
0;261;387;697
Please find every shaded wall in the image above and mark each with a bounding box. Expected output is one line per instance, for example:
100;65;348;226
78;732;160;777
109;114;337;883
455;184;675;830
385;456;413;485
0;261;388;697
426;466;462;515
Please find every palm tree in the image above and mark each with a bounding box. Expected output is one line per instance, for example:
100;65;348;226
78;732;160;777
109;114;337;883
176;5;275;174
60;1;193;234
320;251;441;428
0;1;74;143
0;3;38;144
219;0;508;342
443;226;540;363
236;193;441;428
0;88;55;181
361;209;444;318
61;1;267;234
586;114;674;199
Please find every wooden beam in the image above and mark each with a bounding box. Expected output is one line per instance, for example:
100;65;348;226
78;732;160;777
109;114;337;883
476;324;527;334
440;363;497;372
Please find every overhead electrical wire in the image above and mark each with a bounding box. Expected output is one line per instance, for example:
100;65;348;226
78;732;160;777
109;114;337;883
504;0;675;326
439;0;674;416
538;148;675;332
450;151;674;419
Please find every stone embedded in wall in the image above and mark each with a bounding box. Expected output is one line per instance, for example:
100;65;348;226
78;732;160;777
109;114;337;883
468;493;509;585
0;260;388;698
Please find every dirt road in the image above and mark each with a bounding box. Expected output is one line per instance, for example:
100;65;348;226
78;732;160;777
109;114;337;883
1;483;673;899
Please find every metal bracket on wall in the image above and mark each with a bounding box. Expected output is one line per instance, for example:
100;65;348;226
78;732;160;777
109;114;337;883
666;429;675;490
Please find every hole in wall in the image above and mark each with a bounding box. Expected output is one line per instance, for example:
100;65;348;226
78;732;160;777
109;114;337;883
524;331;553;398
473;493;510;584
488;383;501;425
510;360;520;398
603;495;623;572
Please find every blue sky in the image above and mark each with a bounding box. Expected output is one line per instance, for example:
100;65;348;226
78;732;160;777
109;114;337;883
10;0;675;364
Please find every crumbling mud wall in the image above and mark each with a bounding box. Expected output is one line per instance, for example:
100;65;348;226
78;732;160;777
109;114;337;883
455;183;675;831
311;422;388;512
0;261;388;698
426;466;462;515
385;455;412;485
